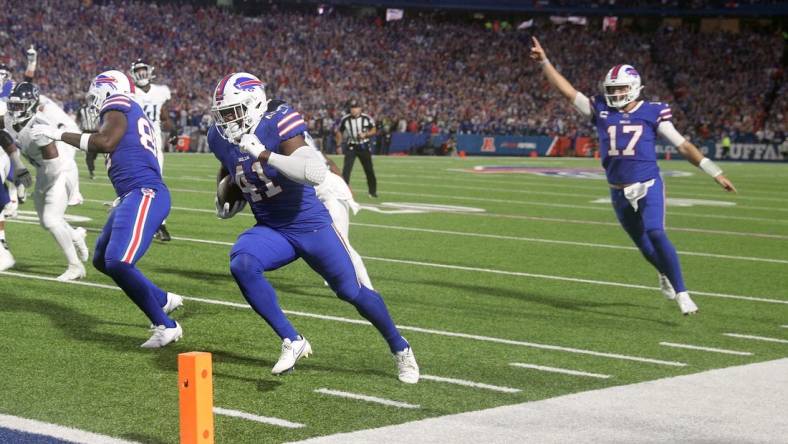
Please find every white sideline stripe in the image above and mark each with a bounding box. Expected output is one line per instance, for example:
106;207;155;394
0;413;138;444
659;342;753;356
782;325;788;329
509;363;611;379
420;375;521;393
361;256;788;306
0;271;686;367
213;407;305;429
351;222;788;265
314;389;420;409
723;333;788;344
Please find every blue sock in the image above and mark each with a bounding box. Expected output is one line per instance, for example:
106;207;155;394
103;259;176;328
230;253;299;341
341;286;409;353
647;229;687;293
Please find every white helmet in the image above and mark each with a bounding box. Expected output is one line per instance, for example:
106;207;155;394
86;70;135;111
130;59;155;87
211;72;267;144
603;64;643;108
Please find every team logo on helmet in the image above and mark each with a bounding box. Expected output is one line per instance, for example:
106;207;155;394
94;74;118;90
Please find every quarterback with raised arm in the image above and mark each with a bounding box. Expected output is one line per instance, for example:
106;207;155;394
531;37;736;315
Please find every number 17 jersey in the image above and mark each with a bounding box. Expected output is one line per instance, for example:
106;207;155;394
591;96;673;184
99;94;164;196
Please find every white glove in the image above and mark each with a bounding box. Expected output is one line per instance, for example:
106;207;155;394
26;45;37;65
30;123;64;142
215;196;246;219
239;133;266;158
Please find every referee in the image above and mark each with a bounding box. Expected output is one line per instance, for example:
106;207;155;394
336;99;377;197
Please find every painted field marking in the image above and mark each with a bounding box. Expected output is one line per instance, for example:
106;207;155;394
509;363;611;379
0;271;687;367
420;375;521;393
723;333;788;344
658;342;753;356
314;389;420;409
781;325;788;329
69;200;788;265
213;407;305;429
0;413;137;444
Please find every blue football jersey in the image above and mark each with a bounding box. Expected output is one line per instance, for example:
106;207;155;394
99;94;164;196
591;96;673;184
0;80;13;100
209;99;331;232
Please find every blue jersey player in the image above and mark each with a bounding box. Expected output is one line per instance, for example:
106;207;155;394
531;37;736;315
31;70;184;347
208;72;419;383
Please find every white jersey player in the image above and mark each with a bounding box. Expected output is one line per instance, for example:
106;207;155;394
0;82;88;280
304;131;373;289
130;59;174;241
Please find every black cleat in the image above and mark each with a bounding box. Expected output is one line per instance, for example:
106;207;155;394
156;225;172;242
368;192;378;198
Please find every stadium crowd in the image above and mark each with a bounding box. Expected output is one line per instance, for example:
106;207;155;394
0;0;784;146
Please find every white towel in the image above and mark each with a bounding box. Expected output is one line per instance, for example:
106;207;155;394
623;179;656;212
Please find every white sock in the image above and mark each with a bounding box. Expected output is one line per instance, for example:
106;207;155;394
48;223;81;265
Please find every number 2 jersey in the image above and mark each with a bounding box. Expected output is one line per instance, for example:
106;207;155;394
99;94;164;196
208;99;331;232
590;96;673;184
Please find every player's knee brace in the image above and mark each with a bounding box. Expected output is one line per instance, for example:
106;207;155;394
229;253;262;282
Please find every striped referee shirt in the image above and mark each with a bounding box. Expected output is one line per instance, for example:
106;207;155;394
338;113;375;144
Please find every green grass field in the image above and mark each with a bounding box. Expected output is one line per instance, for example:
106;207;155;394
1;154;787;443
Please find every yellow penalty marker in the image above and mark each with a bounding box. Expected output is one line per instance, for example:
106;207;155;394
179;352;214;444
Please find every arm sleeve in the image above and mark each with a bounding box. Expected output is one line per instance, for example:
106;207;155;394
573;92;592;118
657;121;687;147
266;146;328;186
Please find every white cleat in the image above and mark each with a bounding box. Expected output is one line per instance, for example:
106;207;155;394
140;322;183;348
394;345;420;384
56;263;86;282
658;274;676;300
271;336;312;375
0;241;15;271
162;292;184;314
676;291;699;315
72;227;90;262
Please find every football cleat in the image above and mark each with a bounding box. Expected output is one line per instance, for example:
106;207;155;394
155;225;172;242
162;292;183;314
271;336;312;375
141;322;182;348
72;227;90;262
658;274;676;300
0;240;15;271
675;292;698;315
56;263;86;282
394;345;419;384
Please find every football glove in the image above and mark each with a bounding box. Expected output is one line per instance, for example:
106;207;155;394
239;133;266;158
30;123;64;142
14;168;32;188
215;196;246;219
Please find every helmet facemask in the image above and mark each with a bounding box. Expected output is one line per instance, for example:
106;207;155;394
131;65;153;87
7;87;39;127
603;65;644;109
211;74;267;144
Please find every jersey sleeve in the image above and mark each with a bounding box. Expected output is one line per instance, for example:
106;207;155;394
99;94;132;116
160;85;172;102
656;103;673;124
276;108;307;141
589;96;606;124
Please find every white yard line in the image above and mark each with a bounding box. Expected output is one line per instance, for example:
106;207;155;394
213;407;305;429
658;342;753;356
0;413;138;444
419;375;521;393
723;333;788;344
314;389;420;409
0;270;687;367
509;363;611;379
782;325;788;329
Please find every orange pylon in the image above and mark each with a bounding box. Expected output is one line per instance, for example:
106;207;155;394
179;352;214;444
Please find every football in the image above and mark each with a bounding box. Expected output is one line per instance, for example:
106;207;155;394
217;174;244;206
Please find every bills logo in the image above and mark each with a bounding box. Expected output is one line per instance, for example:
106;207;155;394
94;75;118;90
234;77;263;91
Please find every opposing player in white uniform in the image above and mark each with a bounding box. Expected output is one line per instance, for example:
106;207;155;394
303;131;373;289
0;83;88;280
130;59;175;241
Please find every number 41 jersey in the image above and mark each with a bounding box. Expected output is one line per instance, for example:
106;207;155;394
591;96;673;185
99;94;164;196
208;100;331;232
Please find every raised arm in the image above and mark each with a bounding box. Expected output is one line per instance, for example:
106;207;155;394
31;110;127;153
530;37;591;117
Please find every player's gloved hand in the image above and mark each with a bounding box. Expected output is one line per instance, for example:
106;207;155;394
14;168;33;188
239;134;266;158
30;123;64;142
215;195;246;219
26;45;37;66
81;107;100;132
